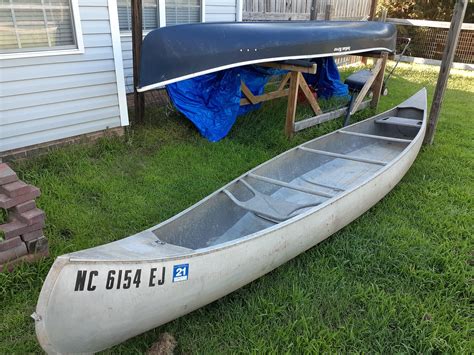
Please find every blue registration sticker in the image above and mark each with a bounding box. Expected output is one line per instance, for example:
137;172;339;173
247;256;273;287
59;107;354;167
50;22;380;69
173;264;189;282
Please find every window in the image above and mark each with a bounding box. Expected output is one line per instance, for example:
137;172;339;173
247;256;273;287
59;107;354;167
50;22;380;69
0;0;78;54
118;0;158;32
166;0;200;26
117;0;202;32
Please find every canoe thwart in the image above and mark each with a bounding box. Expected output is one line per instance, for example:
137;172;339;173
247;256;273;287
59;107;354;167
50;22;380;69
337;130;412;143
247;173;335;198
299;146;388;166
223;180;320;222
375;116;423;128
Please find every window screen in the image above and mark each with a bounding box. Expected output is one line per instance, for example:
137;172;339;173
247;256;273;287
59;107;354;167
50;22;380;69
0;0;77;53
118;0;159;32
166;0;200;26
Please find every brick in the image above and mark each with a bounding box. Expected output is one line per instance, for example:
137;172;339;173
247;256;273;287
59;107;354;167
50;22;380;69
0;248;48;272
0;164;18;185
0;219;45;239
0;186;40;209
0;236;23;252
21;229;44;242
25;236;48;254
0;219;25;239
0;243;27;264
11;200;36;214
0;181;30;198
12;208;45;226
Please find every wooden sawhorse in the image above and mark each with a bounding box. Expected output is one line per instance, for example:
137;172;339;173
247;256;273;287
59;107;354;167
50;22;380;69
239;52;389;138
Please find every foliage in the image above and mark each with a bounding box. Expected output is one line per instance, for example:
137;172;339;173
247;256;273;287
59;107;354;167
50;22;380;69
0;209;7;225
0;63;472;353
379;0;474;22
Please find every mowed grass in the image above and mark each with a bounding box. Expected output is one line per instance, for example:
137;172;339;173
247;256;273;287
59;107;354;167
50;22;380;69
0;63;472;353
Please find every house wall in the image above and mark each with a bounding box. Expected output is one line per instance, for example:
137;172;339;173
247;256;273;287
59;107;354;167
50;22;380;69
121;0;239;93
0;0;128;153
206;0;238;22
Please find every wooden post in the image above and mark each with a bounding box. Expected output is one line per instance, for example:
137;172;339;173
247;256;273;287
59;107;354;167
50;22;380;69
285;72;300;138
132;0;145;124
368;0;378;21
324;3;332;20
370;52;388;110
362;0;378;65
424;0;468;145
350;55;385;115
310;0;318;20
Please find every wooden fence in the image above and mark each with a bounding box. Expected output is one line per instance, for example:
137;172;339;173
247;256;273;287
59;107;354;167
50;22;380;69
243;0;371;21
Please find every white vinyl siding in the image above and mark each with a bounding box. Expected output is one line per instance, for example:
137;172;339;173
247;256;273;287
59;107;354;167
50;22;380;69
0;0;127;153
0;0;78;54
206;0;236;22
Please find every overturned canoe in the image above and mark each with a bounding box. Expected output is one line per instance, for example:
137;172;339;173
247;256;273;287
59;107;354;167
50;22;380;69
138;21;396;91
35;89;427;353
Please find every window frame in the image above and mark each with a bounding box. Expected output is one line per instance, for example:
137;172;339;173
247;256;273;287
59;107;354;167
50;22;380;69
0;0;84;60
119;0;205;37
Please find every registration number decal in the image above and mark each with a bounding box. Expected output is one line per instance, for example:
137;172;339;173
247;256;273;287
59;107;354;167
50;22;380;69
73;267;166;292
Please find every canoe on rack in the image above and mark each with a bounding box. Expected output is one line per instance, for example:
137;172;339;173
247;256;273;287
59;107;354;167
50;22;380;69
138;21;396;91
34;89;426;353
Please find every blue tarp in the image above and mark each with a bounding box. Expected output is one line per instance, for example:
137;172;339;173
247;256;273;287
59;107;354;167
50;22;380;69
303;58;349;99
166;57;348;142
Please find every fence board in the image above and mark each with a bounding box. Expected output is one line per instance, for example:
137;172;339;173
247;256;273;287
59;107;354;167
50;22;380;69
243;0;371;21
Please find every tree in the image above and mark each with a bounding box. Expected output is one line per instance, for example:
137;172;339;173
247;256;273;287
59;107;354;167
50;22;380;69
378;0;473;22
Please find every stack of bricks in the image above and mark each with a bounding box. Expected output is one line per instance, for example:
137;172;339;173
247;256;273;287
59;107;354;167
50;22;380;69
0;163;48;271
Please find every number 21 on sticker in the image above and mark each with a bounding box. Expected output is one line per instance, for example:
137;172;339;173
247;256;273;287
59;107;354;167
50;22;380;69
173;264;189;282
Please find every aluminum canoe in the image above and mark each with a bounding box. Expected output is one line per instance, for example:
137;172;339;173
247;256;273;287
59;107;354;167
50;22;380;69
138;21;397;91
35;89;427;353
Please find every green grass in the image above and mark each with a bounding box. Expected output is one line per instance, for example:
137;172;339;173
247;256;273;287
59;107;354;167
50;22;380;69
1;63;473;353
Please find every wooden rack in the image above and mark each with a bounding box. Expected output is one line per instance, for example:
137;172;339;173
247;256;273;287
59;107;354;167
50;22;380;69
240;52;389;137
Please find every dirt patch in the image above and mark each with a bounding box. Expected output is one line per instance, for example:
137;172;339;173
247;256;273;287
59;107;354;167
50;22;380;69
147;332;177;355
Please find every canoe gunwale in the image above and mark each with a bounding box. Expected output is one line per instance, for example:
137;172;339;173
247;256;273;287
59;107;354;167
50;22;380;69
67;89;427;264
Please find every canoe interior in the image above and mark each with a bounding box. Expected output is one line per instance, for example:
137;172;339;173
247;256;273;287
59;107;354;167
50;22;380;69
152;105;423;250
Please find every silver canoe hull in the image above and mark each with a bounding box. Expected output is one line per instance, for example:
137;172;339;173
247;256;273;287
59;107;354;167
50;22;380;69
35;89;427;353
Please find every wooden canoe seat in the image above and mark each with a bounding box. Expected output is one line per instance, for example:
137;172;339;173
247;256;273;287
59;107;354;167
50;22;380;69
223;180;320;222
375;116;423;128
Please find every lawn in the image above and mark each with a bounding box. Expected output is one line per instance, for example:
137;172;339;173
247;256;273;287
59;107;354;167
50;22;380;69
0;63;472;353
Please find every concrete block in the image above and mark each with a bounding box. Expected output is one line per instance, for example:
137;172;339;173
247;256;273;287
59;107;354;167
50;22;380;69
0;243;27;264
0;236;23;252
0;181;30;198
0;164;18;185
0;187;40;209
25;236;48;254
12;200;36;214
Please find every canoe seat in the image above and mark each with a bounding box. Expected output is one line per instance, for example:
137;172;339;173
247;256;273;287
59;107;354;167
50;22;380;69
223;180;320;222
375;116;422;128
